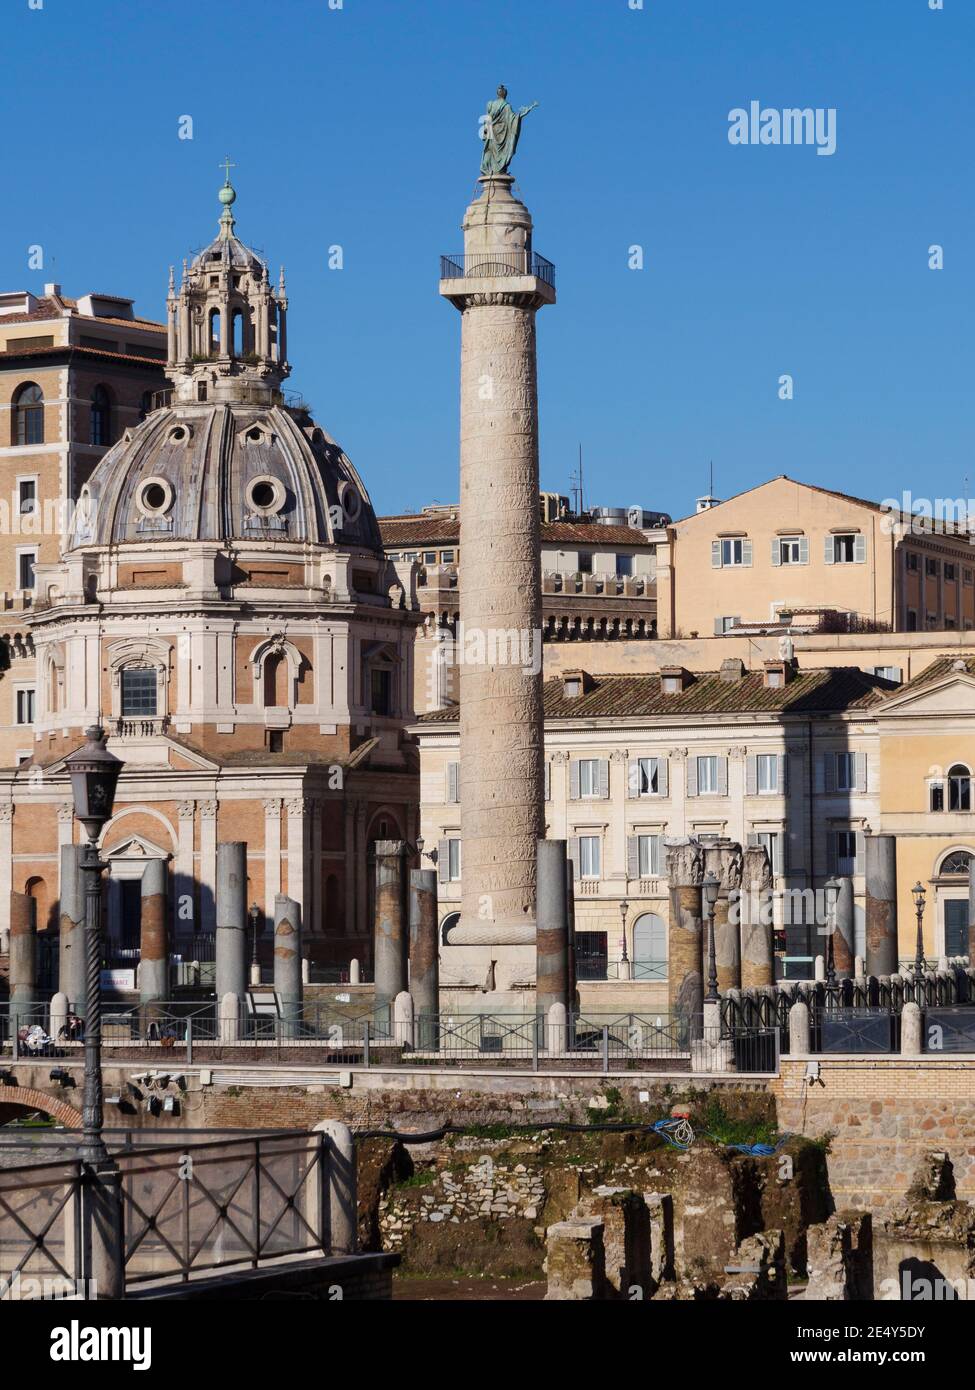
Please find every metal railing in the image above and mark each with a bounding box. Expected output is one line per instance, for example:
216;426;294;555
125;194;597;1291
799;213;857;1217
0;999;395;1064
0;1001;778;1073
0;1130;330;1291
725;961;975;1054
440;251;556;289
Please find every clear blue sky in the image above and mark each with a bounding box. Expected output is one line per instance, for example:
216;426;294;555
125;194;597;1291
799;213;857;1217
3;0;971;520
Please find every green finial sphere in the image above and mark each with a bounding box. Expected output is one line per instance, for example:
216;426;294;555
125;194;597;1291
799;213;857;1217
219;182;236;206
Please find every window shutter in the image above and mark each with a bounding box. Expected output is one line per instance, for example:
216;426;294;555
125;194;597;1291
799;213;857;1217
855;831;866;872
447;761;460;803
777;754;788;795
438;838;449;883
687;756;698;797
717;757;728;796
711;540;722;568
781;833;790;876
714;617;725;635
854;534;866;563
771;539;781;567
746;832;759;847
799;536;809;565
627;759;639;799
627;836;639;880
658;759;669;797
650;834;662;875
745;755;757;796
824;535;835;565
567;837;580;880
826;833;838;876
544;761;551;802
824;754;836;793
598;759;610;798
855;752;867;793
742;540;753;567
569;761;580;800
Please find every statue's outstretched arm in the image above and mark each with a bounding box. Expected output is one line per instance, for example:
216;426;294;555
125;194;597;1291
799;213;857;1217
519;101;539;117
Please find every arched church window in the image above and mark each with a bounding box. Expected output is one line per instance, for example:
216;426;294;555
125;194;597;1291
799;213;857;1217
13;382;44;445
121;667;158;717
90;385;112;446
208;308;220;355
940;850;973;876
232;309;244;357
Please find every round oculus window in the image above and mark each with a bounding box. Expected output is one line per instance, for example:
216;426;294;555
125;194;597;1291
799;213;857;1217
246;475;285;515
338;480;362;523
137;477;174;516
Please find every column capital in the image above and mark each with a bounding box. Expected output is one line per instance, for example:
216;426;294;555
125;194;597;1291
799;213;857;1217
177;800;196;821
199;800;218;820
57;803;74;824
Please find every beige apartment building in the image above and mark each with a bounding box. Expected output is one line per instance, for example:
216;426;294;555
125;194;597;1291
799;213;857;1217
0;286;167;765
381;502;663;713
415;656;893;1010
417;650;975;1010
655;475;975;642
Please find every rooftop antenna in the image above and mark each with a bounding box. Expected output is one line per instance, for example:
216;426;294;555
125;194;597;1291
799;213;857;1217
570;444;585;517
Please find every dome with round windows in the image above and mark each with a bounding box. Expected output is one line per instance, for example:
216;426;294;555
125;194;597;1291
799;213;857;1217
68;179;383;553
69;402;381;549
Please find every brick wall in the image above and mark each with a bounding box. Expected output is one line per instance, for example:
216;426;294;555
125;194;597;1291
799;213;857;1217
771;1056;975;1209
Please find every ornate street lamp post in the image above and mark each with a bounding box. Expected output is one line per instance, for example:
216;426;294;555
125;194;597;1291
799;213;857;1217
703;871;720;1004
65;726;122;1167
912;880;927;999
619;898;629;965
824;877;841;1011
64;725;123;1300
249;902;261;978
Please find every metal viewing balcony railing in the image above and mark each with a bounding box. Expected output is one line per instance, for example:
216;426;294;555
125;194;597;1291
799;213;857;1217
0;1130;331;1290
440;252;556;290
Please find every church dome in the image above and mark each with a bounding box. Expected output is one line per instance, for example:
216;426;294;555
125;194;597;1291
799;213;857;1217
69;402;383;550
68;175;383;553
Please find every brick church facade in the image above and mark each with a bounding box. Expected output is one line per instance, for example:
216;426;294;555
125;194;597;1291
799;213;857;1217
0;176;419;972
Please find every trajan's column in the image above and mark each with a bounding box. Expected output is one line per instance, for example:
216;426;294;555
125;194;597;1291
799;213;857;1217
439;87;555;998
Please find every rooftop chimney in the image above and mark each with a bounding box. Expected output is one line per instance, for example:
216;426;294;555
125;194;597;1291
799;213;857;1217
764;657;798;689
719;657;746;683
660;665;693;694
561;669;593;699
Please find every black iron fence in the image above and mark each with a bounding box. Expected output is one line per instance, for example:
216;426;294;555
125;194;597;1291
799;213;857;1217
0;1130;331;1291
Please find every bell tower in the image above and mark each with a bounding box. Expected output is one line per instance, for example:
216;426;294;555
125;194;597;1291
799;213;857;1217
166;164;289;407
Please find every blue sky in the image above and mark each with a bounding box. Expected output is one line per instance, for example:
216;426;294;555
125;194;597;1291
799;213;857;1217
2;0;971;520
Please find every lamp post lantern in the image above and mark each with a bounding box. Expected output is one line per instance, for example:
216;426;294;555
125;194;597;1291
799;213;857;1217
703;871;720;1003
912;880;927;997
65;726;122;1167
619;898;629;965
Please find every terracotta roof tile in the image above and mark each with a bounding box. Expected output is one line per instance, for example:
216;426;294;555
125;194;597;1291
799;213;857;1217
379;517;653;547
890;654;975;692
0;344;166;368
419;666;893;724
